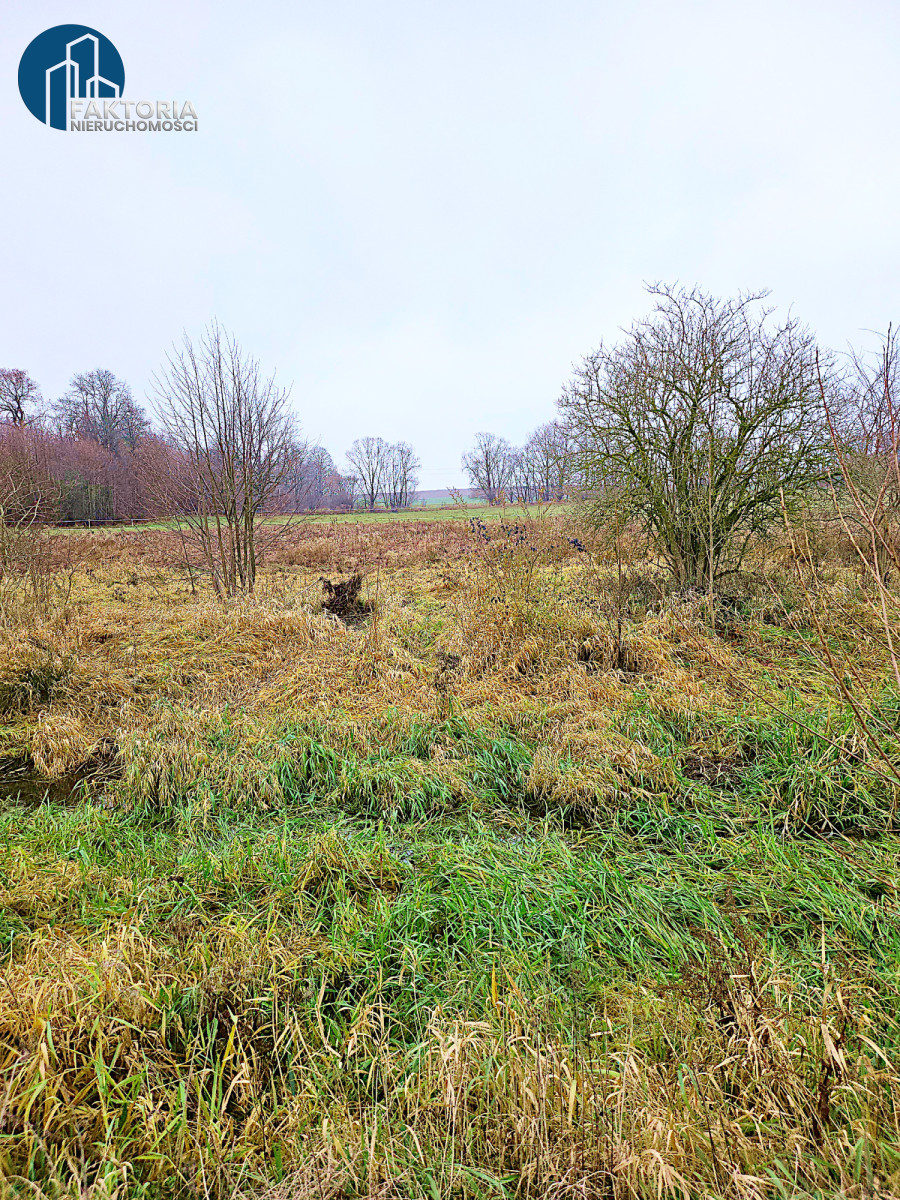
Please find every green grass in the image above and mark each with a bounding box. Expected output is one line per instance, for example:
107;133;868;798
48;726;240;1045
2;784;898;1197
4;794;897;1000
300;503;551;525
48;502;565;534
2;698;899;1198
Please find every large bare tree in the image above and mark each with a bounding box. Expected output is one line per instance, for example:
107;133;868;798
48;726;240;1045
0;369;43;427
346;436;389;511
54;369;149;453
462;432;514;504
507;446;538;504
560;285;834;588
153;323;300;597
381;441;420;510
279;443;356;511
525;421;577;501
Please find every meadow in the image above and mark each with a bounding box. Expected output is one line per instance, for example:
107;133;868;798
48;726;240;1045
0;507;898;1200
47;504;548;536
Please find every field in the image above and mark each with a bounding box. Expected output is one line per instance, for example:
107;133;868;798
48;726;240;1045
0;508;898;1200
48;504;552;536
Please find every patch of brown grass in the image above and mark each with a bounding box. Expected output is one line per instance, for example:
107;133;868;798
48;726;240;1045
1;516;880;798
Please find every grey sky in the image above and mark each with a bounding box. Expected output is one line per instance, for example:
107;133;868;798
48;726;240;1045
3;0;898;488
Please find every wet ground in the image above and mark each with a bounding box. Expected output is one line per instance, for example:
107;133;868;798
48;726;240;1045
0;744;119;808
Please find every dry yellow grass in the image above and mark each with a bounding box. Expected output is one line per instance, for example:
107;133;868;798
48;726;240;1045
1;516;898;1199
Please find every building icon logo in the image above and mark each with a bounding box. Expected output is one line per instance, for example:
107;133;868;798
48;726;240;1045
18;25;126;130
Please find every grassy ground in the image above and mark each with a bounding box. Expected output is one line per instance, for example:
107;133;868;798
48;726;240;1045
0;515;898;1199
50;502;557;536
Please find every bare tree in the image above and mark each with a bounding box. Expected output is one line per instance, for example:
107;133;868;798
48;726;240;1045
54;369;149;453
838;325;900;456
783;328;900;801
560;284;834;588
280;439;314;510
508;446;538;503
347;436;389;511
280;442;356;511
381;441;420;510
0;370;43;427
0;428;63;613
304;444;338;509
508;425;576;503
153;323;300;597
461;433;514;504
831;325;900;584
336;471;358;511
118;397;151;452
525;421;577;500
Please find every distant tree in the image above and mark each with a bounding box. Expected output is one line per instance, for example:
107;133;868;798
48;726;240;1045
0;425;57;524
300;444;336;510
508;446;538;504
58;477;115;524
335;471;358;511
0;369;43;427
462;433;514;504
832;325;900;584
0;417;180;526
118;434;186;521
118;396;151;452
50;433;125;523
280;442;348;511
559;285;833;588
347;436;389;511
525;421;577;500
840;324;900;456
153;323;300;597
381;441;420;510
55;369;149;453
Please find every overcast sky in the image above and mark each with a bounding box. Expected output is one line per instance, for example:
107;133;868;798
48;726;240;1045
3;0;898;488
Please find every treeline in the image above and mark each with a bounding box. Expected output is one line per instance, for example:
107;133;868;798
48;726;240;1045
0;368;171;524
1;362;584;523
0;367;372;523
460;423;577;504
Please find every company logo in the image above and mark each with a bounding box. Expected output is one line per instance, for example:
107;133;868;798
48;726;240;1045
19;25;124;130
18;25;197;133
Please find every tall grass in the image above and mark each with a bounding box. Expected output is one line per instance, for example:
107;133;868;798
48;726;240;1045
0;514;898;1198
1;796;897;1198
